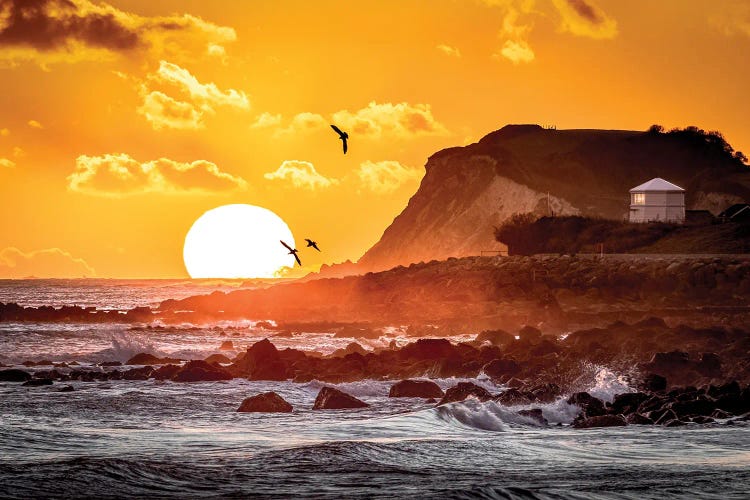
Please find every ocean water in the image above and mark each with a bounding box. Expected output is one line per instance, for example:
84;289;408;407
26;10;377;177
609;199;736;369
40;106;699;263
1;280;749;499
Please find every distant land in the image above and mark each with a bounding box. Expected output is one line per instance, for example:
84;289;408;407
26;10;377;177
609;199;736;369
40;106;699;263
320;124;750;275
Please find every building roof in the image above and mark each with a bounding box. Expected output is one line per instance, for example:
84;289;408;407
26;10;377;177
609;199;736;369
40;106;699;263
629;177;685;192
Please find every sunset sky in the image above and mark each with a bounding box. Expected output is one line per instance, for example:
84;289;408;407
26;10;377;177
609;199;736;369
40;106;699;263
0;0;748;278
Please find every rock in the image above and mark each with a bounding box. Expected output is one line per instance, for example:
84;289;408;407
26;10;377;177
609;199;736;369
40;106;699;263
330;342;368;358
625;413;654;425
313;387;369;410
389;379;444;398
641;373;667;392
528;383;560;403
668;399;717;418
58;385;75;392
696;352;722;377
664;419;688;427
219;340;235;350
0;369;31;382
711;409;731;419
475;329;514;346
152;364;180;380
611;392;650;415
518;408;548;425
399;338;457;360
204;353;232;365
232;339;288;381
495;388;533;406
237;392;293;413
126;353;179;365
438;382;492;405
573;415;627;429
691;416;715;424
173;360;232;382
518;325;542;341
482;358;521;379
425;398;437;404
123;366;153;380
567;392;606;417
22;378;53;386
654;409;680;425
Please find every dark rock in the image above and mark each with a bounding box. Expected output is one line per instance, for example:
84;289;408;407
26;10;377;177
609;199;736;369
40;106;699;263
389;379;444;398
654;409;679;425
711;409;731;419
0;369;31;382
237;392;293;413
475;329;514;346
641;373;667;392
518;408;548;425
232;339;289;381
22;378;53;386
567;392;606;417
98;361;122;367
173;360;232;382
668;399;717;418
518;325;542;341
204;353;232;365
219;340;234;350
691;416;715;424
58;385;75;392
482;358;520;379
152;364;180;380
664;419;688;427
495;388;534;406
696;352;722;377
425;398;437;404
625;413;654;425
313;386;369;410
399;338;457;360
123;366;153;380
573;415;627;429
611;392;649;415
528;383;560;403
438;382;492;405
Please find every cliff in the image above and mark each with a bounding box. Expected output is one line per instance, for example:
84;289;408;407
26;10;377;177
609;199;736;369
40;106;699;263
356;124;750;272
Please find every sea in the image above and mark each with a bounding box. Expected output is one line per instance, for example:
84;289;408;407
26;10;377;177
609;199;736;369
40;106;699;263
1;279;749;499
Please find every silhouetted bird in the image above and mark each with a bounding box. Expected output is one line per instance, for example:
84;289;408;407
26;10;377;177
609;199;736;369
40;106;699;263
280;240;301;266
330;124;348;154
305;239;321;252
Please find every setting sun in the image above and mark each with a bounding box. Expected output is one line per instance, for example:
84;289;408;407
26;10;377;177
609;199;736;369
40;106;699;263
183;204;295;278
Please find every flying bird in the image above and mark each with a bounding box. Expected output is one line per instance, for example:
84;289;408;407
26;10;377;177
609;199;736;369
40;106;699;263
280;240;302;266
305;238;321;252
330;124;349;154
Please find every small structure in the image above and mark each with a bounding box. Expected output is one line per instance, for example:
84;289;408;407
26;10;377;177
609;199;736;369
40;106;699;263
629;177;685;223
718;204;750;222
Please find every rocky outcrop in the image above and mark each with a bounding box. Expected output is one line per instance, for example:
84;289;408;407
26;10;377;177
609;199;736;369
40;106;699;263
172;361;232;382
231;339;288;381
388;379;444;398
0;369;31;382
573;415;628;429
356;124;750;272
237;392;293;413
437;382;492;405
312;387;369;410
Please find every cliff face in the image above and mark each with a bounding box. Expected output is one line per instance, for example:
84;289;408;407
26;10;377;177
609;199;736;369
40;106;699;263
357;124;750;272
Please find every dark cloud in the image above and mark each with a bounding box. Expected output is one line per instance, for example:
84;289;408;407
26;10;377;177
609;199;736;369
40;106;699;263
0;0;141;51
565;0;604;25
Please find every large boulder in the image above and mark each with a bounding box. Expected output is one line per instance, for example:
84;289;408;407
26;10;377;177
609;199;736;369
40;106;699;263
172;360;232;382
389;379;444;398
0;369;31;382
237;392;293;413
313;387;369;410
518;408;548;426
204;353;232;365
495;388;533;406
573;415;627;429
610;392;650;415
232;339;289;381
399;339;457;360
567;392;606;417
437;382;492;405
475;329;514;346
640;373;667;392
482;358;521;380
22;378;53;386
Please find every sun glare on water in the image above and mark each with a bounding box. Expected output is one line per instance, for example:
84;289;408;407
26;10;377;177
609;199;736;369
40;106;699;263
183;204;296;279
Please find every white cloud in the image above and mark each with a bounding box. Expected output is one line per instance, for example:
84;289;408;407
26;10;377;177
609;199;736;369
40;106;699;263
251;112;283;129
68;153;247;196
263;160;339;190
331;101;448;139
0;247;96;278
0;158;15;168
436;44;461;57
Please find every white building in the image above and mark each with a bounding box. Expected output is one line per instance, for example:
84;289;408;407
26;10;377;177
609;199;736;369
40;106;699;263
629;177;685;223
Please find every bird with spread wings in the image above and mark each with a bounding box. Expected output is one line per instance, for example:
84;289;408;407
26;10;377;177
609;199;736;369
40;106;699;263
305;238;321;251
280;240;302;266
330;124;349;154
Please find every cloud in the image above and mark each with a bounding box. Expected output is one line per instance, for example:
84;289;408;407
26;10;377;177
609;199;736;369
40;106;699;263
137;60;249;130
331;101;448;139
710;1;750;37
12;146;24;158
27;119;43;129
152;60;249;110
276;112;328;135
551;0;618;39
0;247;96;278
436;44;461;57
0;128;9;136
263;160;339;190
67;153;247;196
0;0;236;67
496;40;535;64
0;158;15;168
250;112;282;129
355;161;422;194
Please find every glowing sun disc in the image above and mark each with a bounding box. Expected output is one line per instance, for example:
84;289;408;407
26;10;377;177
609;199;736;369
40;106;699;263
183;204;295;278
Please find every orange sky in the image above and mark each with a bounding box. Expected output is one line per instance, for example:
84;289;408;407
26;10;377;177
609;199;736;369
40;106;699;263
0;0;748;278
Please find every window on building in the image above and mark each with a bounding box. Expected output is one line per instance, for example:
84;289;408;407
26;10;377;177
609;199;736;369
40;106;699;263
632;193;645;205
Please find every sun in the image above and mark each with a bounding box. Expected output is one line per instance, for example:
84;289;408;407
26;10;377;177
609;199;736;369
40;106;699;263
183;204;296;278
